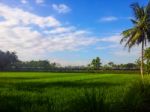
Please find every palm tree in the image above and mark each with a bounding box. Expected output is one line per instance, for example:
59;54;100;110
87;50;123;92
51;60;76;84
120;2;150;79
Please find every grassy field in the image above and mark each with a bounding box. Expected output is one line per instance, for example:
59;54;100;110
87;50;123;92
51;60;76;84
0;72;149;112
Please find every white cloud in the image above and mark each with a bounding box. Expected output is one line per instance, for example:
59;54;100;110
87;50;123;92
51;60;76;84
95;34;145;64
52;4;71;14
112;44;150;57
0;3;60;28
112;49;140;57
46;26;75;34
99;16;118;22
0;3;98;61
0;26;97;60
21;0;28;4
109;46;141;64
0;3;141;65
98;35;121;43
96;44;120;50
99;16;132;22
35;0;44;4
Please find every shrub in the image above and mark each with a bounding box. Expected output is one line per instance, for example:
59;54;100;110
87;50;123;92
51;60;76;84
114;80;150;112
66;89;110;112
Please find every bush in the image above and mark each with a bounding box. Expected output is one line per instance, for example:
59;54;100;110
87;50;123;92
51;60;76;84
114;80;150;112
66;89;110;112
0;94;55;112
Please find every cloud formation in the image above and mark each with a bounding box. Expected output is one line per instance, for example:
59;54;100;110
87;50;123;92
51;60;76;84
35;0;44;4
0;3;141;65
99;16;132;22
52;4;71;14
0;3;98;61
21;0;28;4
0;3;60;28
99;16;118;22
99;35;121;43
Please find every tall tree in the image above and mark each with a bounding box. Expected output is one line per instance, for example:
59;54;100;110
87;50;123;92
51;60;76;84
91;57;102;70
0;50;18;70
108;62;115;68
120;2;150;78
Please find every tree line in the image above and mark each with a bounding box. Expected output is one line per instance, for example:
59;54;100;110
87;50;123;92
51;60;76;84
0;50;57;71
88;47;150;74
88;57;139;70
0;49;149;73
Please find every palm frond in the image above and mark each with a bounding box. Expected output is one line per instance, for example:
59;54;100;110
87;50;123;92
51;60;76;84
120;28;135;44
146;31;150;42
125;30;141;49
121;29;132;41
121;2;150;50
131;31;142;45
130;3;145;20
130;19;138;25
146;1;150;15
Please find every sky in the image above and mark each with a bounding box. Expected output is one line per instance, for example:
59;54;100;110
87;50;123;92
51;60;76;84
0;0;148;66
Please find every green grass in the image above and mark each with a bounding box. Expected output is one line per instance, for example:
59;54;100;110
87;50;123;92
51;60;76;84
0;72;149;112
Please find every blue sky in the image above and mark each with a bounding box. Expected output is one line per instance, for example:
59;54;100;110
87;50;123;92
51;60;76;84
0;0;148;66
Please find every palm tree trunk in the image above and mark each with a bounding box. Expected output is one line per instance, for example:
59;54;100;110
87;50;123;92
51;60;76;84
140;41;144;79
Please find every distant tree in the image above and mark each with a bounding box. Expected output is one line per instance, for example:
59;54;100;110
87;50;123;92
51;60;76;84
124;63;137;70
108;62;115;69
108;62;114;66
118;64;125;70
51;62;57;68
90;57;102;70
39;60;50;69
120;2;150;78
0;50;18;70
14;60;56;70
102;64;111;70
91;59;96;67
95;57;101;69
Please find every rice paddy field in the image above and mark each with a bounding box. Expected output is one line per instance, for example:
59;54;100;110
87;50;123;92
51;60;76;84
0;72;149;112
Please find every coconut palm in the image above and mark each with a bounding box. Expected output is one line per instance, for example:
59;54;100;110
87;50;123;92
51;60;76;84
120;2;150;78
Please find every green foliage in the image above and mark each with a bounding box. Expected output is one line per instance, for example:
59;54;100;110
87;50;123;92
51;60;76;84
114;80;150;112
89;57;102;70
108;62;115;68
0;72;149;112
15;60;56;70
120;2;150;49
144;47;150;59
144;47;150;74
0;94;55;112
0;50;18;70
135;58;141;68
0;50;139;72
103;62;138;70
67;89;109;112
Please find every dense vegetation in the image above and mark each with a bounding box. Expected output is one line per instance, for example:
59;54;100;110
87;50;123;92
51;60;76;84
0;72;149;112
0;50;140;72
0;51;18;70
0;2;150;112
